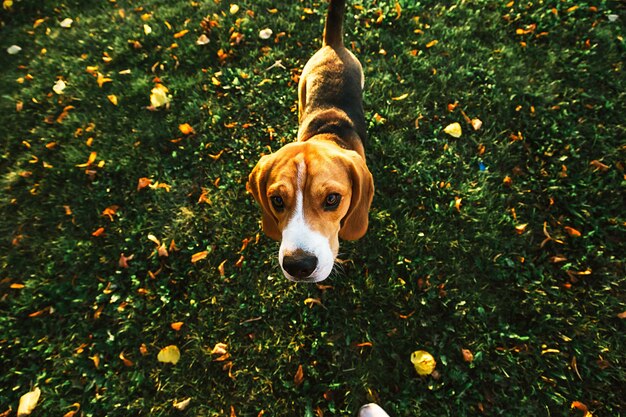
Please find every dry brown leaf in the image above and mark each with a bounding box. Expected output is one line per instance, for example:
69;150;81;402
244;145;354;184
119;253;134;268
461;348;474;363
294;364;304;386
589;160;610;172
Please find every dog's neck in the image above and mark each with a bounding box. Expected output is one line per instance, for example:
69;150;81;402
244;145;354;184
304;132;365;160
297;109;366;159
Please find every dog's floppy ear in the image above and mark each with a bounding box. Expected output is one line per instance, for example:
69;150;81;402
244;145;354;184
339;154;374;240
247;155;281;241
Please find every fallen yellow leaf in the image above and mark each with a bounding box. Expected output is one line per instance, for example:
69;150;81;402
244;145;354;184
443;122;462;138
107;94;118;105
391;93;409;101
411;350;436;375
157;345;180;364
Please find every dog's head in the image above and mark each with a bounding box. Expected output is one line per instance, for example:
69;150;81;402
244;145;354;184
247;139;374;283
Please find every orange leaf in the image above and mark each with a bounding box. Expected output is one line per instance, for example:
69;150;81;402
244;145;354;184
119;351;134;367
119;253;134;268
355;342;373;347
90;354;100;368
179;123;195;135
10;283;25;289
218;260;226;276
564;226;581;237
62;403;81;417
157;243;169;257
589;160;609;172
139;343;149;356
571;401;588;412
425;39;438;48
102;205;119;221
191;250;209;263
461;348;474;363
92;227;105;237
617;311;626;319
137;177;152;191
208;149;225;160
76;151;97;168
171;321;184;331
294;364;304;387
174;29;189;38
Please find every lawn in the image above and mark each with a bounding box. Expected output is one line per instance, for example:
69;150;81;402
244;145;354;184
1;0;624;416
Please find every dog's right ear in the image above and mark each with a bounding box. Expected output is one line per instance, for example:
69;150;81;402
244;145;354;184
247;155;281;240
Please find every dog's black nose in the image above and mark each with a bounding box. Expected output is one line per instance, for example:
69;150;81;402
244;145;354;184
282;250;318;279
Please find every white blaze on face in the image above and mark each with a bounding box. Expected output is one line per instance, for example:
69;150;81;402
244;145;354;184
279;160;335;282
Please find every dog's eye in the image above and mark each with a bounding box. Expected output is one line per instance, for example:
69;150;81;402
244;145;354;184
270;196;284;210
324;193;341;210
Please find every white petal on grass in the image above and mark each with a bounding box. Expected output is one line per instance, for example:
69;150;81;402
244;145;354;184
7;45;22;55
173;398;191;411
53;79;66;94
17;387;41;416
196;34;210;45
60;18;73;28
143;24;152;35
259;28;273;40
150;84;170;108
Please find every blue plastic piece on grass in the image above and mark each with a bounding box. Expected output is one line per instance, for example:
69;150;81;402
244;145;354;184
478;161;486;171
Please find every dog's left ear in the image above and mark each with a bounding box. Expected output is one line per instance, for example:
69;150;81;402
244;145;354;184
247;155;281;241
339;154;374;240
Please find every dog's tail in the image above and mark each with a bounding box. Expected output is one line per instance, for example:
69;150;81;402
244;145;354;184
322;0;346;48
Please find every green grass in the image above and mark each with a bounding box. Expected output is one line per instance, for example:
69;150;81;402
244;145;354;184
1;0;624;416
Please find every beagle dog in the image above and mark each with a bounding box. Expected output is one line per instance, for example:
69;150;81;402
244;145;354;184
247;0;374;283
